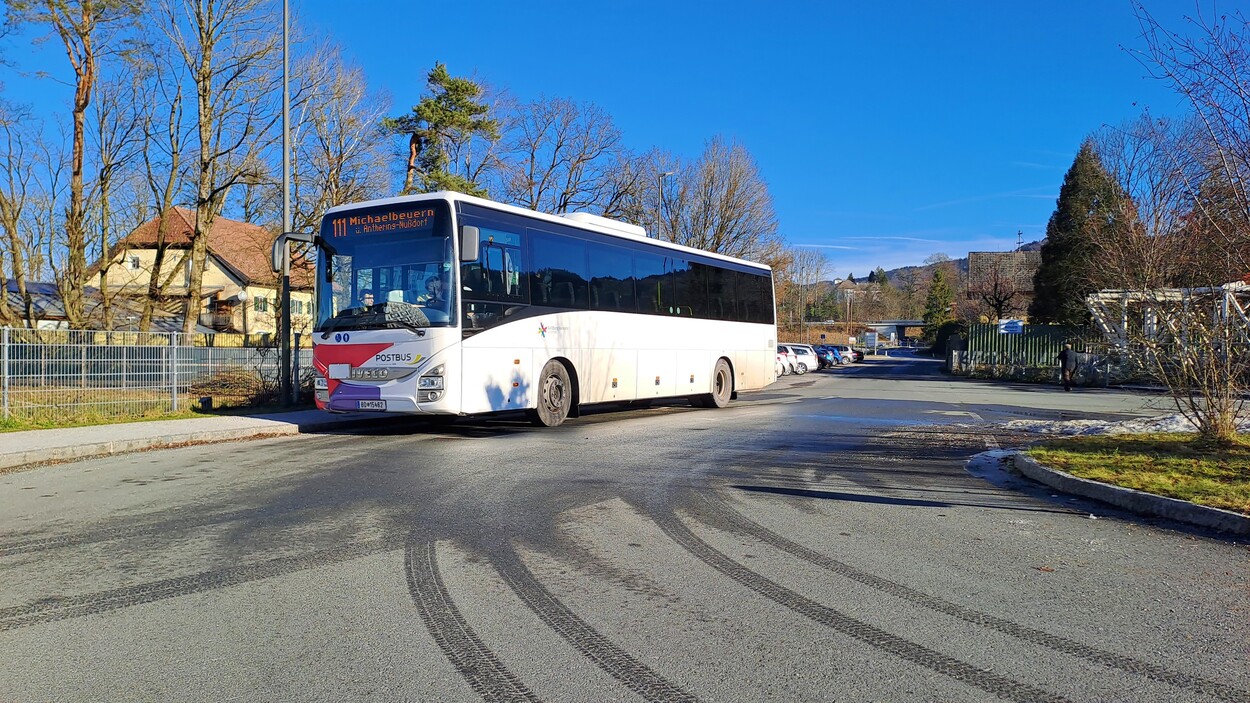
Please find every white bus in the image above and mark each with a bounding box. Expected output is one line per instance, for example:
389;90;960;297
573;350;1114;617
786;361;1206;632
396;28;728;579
299;191;776;426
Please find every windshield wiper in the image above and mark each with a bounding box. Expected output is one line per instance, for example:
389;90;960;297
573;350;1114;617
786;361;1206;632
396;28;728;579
319;302;432;339
318;305;369;339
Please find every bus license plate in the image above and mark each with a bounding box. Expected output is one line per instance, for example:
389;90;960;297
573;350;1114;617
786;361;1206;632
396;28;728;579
358;400;386;411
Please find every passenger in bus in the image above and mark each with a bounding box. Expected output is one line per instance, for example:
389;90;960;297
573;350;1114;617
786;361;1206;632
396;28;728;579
357;288;374;307
419;276;446;306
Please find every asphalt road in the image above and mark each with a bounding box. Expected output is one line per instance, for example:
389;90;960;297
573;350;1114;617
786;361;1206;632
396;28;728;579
1;353;1246;702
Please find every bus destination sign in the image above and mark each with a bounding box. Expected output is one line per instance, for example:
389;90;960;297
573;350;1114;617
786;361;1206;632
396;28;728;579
326;207;437;238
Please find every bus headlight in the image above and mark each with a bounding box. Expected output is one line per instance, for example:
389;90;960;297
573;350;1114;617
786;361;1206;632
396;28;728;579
419;364;445;390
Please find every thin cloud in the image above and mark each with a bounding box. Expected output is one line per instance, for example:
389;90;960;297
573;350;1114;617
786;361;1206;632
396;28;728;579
916;186;1055;211
796;244;860;250
838;236;944;243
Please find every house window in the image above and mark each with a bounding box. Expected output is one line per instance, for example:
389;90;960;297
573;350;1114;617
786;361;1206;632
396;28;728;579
254;296;268;313
128;256;140;270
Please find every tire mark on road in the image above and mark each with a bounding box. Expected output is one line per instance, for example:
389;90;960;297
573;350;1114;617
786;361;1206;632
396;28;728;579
0;536;400;632
694;495;1246;702
494;545;700;703
0;506;314;557
403;538;541;703
654;508;1070;703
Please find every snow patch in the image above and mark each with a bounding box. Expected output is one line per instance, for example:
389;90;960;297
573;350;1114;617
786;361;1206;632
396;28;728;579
1005;413;1248;436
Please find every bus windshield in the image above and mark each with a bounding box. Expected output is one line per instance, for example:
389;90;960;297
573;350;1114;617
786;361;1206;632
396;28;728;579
315;200;456;332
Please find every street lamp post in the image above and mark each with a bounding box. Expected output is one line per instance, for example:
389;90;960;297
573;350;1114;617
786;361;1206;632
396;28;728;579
845;290;854;341
278;0;293;405
657;171;674;239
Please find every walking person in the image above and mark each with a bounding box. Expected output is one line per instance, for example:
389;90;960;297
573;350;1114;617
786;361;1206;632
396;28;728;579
1057;343;1077;392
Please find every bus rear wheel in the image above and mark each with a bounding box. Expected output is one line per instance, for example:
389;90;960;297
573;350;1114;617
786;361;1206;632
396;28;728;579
691;358;733;409
529;360;572;427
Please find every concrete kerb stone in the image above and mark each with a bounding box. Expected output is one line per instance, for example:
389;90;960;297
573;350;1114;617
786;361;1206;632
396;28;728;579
0;413;408;472
1010;451;1250;536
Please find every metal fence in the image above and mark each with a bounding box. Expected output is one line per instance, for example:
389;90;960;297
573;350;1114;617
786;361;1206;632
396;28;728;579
0;327;312;422
951;324;1111;383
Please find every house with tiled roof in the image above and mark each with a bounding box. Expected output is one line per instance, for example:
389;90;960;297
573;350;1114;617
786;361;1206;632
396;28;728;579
96;208;313;334
3;280;202;332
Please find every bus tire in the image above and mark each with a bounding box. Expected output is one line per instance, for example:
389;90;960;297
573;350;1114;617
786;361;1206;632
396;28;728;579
693;358;733;409
529;360;572;427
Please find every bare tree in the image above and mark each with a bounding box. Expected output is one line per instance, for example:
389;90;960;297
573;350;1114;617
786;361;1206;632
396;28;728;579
971;264;1025;321
784;247;828;343
133;33;190;331
1131;2;1250;277
0;102;36;327
665;137;784;267
90;65;143;328
966;252;1039;321
595;149;652;224
161;0;281;333
1095;5;1250;444
289;44;390;233
8;0;140;328
1090;117;1196;291
501;96;624;214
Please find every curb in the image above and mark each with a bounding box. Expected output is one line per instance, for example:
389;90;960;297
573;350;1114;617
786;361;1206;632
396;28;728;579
0;415;402;472
1010;451;1250;536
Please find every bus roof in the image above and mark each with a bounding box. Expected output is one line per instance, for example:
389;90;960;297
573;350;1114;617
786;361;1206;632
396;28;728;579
322;191;773;274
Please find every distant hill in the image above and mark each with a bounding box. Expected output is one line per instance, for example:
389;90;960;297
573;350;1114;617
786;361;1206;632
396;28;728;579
880;257;968;286
874;240;1043;285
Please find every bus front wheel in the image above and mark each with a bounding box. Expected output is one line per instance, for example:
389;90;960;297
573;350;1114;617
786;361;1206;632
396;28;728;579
691;358;733;409
529;360;572;427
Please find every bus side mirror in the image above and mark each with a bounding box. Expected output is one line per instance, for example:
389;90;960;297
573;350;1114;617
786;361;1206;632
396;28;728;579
271;230;315;272
460;225;480;262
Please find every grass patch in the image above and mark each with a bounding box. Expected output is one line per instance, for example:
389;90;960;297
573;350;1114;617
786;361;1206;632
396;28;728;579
0;400;314;433
1027;433;1250;515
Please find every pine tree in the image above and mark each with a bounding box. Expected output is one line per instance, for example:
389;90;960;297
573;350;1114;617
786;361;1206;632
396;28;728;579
873;267;891;290
922;268;954;340
384;63;499;196
1029;139;1127;325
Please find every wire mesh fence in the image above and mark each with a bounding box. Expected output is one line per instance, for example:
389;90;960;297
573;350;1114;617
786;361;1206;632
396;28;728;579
0;327;312;423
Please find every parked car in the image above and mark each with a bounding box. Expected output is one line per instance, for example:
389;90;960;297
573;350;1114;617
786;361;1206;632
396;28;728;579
775;352;788;376
813;345;838;369
833;344;857;364
777;345;800;375
785;344;821;374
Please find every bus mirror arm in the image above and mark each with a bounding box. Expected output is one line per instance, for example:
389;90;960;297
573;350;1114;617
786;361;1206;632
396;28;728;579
460;225;480;262
271;231;316;273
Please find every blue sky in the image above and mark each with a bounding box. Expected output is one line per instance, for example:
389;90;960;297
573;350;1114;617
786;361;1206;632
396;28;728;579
4;1;1191;278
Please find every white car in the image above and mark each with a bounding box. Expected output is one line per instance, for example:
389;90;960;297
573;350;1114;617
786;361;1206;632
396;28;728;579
777;345;801;375
784;344;820;374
